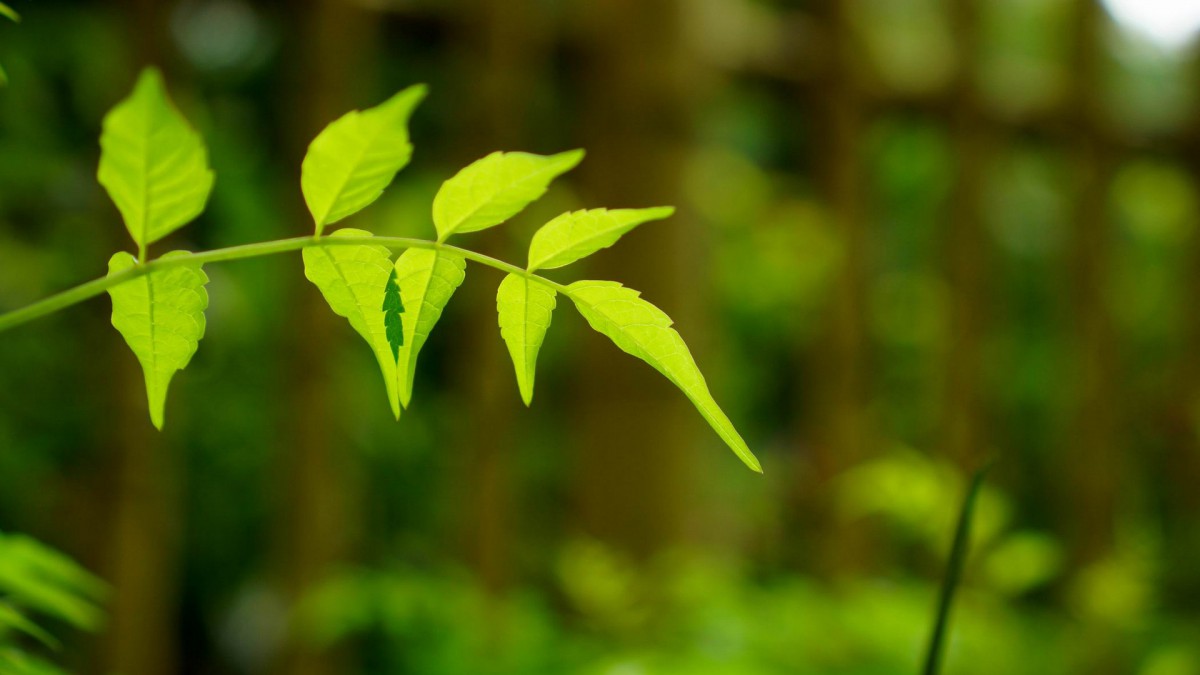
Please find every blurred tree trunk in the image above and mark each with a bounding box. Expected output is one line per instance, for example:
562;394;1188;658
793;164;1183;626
1162;53;1200;607
569;0;697;557
272;1;377;673
796;0;873;577
941;0;990;471
96;2;180;674
448;0;550;597
1061;0;1119;570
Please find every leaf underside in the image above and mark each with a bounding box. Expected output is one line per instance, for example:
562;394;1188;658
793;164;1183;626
496;273;557;406
97;68;214;248
301;85;426;233
566;280;761;472
302;229;401;418
393;248;467;407
527;206;675;272
107;251;208;430
432;150;584;241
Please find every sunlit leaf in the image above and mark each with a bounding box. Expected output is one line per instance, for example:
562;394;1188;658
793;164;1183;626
106;251;208;430
527;207;674;272
0;3;19;22
496;273;557;405
302;230;401;418
566;280;760;472
301;85;426;234
433;150;583;241
393;248;466;407
97;68;214;249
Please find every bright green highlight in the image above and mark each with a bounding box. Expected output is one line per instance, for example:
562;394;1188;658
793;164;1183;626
566;280;761;472
393;248;467;408
106;251;209;430
302;229;402;419
528;207;675;272
97;68;214;254
301;85;426;234
432;149;584;242
497;273;557;406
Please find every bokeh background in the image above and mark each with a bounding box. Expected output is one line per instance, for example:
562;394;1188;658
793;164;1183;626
1;0;1199;673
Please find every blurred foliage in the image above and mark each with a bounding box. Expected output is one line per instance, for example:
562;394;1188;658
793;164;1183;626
0;532;105;674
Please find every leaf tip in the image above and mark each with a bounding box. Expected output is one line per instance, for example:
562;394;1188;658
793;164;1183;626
135;66;165;94
559;148;586;168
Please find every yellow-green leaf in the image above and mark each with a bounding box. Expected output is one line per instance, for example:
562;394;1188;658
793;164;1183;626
106;251;208;430
301;85;426;234
527;206;675;272
393;248;466;407
97;68;214;249
302;230;401;419
496;273;557;406
566;280;760;472
432;150;583;242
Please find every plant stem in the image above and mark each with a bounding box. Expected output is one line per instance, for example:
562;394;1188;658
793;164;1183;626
0;235;567;334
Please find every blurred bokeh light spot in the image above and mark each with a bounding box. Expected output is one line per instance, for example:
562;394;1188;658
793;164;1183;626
171;0;270;72
1101;0;1200;49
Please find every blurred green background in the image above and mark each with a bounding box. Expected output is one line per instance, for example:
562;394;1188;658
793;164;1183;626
1;0;1199;673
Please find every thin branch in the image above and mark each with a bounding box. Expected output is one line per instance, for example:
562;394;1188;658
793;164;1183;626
0;235;567;334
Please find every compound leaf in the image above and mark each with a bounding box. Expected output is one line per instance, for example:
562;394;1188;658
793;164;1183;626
302;229;401;419
432;150;583;241
393;248;467;407
98;68;214;249
107;251;208;430
301;85;426;234
527;207;674;272
566;281;760;472
496;274;557;406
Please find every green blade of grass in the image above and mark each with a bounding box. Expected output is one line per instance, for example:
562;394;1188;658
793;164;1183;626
921;460;992;675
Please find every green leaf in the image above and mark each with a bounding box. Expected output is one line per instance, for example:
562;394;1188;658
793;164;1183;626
302;230;401;419
0;603;59;651
106;251;209;430
496;274;557;406
393;248;466;407
0;647;68;675
0;533;106;632
566;281;761;472
301;85;426;234
97;68;214;250
923;462;992;675
432;150;584;242
0;3;19;22
527;207;675;272
383;268;404;359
